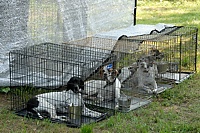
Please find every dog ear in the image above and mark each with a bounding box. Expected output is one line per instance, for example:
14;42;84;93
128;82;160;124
116;70;119;76
118;68;122;74
136;59;141;66
112;69;119;76
99;65;106;78
66;77;79;92
66;79;73;91
79;78;84;90
99;67;104;78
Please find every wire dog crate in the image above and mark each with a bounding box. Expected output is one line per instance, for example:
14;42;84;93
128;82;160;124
68;26;198;112
125;26;198;83
10;42;117;127
113;26;198;96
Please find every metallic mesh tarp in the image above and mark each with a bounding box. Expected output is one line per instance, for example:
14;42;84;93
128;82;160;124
27;0;134;43
0;0;30;85
1;0;135;86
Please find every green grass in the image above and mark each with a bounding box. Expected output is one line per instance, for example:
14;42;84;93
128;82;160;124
137;0;200;34
1;0;200;133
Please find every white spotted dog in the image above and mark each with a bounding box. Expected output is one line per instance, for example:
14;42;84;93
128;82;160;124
26;77;103;121
84;64;121;106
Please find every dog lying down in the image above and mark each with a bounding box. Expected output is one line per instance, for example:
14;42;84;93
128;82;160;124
26;77;104;121
83;64;121;104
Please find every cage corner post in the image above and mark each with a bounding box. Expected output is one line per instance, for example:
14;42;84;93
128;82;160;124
133;0;137;26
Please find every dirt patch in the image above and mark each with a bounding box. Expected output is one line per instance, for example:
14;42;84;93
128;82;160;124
163;105;180;113
0;93;11;110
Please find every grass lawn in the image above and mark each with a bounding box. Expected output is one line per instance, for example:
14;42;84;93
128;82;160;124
0;0;200;133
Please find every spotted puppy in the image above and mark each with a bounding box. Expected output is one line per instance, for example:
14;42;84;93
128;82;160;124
27;77;103;121
84;64;121;104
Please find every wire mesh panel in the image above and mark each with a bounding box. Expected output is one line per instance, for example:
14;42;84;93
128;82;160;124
128;26;198;84
9;42;116;127
114;27;198;99
169;27;198;79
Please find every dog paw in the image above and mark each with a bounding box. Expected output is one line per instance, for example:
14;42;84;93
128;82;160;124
147;89;153;94
85;111;102;118
145;88;153;94
152;89;158;94
61;116;69;120
121;84;125;88
52;116;69;122
93;112;102;117
115;103;119;109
